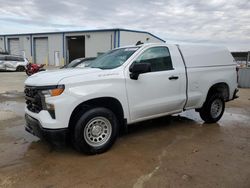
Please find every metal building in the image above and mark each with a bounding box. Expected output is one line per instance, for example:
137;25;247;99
232;51;250;88
0;28;165;66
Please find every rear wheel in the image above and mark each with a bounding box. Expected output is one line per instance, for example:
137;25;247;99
72;107;119;154
199;94;225;123
16;66;25;72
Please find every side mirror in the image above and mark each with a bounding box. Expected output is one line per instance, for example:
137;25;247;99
129;63;151;80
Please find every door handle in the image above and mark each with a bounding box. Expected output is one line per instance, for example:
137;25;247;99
168;76;179;80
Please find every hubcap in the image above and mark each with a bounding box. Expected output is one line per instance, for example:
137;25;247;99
210;99;223;119
84;117;112;147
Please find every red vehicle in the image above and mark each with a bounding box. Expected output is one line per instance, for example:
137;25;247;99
26;63;46;76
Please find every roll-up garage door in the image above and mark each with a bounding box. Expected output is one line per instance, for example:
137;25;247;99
8;38;21;55
34;37;49;65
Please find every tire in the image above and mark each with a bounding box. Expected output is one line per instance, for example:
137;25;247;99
72;107;119;155
16;66;25;72
199;94;225;123
25;70;32;76
39;69;46;72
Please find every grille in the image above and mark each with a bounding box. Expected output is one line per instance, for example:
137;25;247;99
24;87;43;113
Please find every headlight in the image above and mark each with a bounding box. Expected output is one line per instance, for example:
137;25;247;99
41;85;65;97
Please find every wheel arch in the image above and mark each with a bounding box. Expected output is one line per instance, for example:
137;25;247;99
206;82;230;101
68;97;125;133
16;65;25;71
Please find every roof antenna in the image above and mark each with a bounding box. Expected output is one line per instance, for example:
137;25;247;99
136;41;143;46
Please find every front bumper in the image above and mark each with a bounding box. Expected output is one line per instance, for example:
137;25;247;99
25;114;68;145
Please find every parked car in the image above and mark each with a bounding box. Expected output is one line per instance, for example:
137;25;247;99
24;43;238;155
61;57;95;69
0;55;28;71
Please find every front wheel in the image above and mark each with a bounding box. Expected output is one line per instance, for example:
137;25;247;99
199;94;225;123
25;70;32;76
72;107;119;154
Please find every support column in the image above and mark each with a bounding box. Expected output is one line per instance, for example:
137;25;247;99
247;51;250;67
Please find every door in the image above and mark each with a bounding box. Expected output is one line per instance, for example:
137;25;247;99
126;46;186;122
34;37;49;65
67;36;85;63
8;38;21;56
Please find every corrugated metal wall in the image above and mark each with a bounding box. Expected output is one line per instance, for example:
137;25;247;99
0;29;165;66
8;38;21;55
34;37;49;65
238;68;250;88
120;31;164;47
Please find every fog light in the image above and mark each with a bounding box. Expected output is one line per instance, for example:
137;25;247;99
46;103;55;119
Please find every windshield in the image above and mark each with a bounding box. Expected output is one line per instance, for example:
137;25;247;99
88;47;139;69
67;58;83;68
76;59;95;68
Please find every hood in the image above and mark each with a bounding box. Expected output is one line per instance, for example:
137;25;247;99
25;68;102;86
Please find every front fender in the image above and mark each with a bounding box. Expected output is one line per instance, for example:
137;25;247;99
58;75;130;126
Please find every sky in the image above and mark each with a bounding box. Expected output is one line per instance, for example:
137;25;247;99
0;0;249;51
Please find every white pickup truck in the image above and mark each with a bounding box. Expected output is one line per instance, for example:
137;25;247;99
24;43;238;154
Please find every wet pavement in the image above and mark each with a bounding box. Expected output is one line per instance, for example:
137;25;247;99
0;75;250;187
0;72;26;93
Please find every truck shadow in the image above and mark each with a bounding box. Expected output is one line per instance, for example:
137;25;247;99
24;114;221;157
125;115;198;135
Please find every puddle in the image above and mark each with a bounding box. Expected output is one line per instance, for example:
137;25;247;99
0;111;17;121
5;123;38;142
179;109;203;123
178;107;250;127
221;111;250;127
0;88;249;187
0;121;39;169
0;101;25;117
1;91;24;98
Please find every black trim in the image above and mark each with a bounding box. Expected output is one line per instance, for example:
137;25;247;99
24;86;44;113
25;84;64;91
25;114;68;145
48;109;56;119
168;76;179;80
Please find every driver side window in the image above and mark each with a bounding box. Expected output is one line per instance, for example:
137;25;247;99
135;47;173;72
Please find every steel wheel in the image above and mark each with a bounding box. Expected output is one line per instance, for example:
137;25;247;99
84;116;112;147
199;94;225;123
210;99;223;119
73;107;119;154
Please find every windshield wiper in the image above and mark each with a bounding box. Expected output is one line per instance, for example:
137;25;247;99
89;66;105;70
